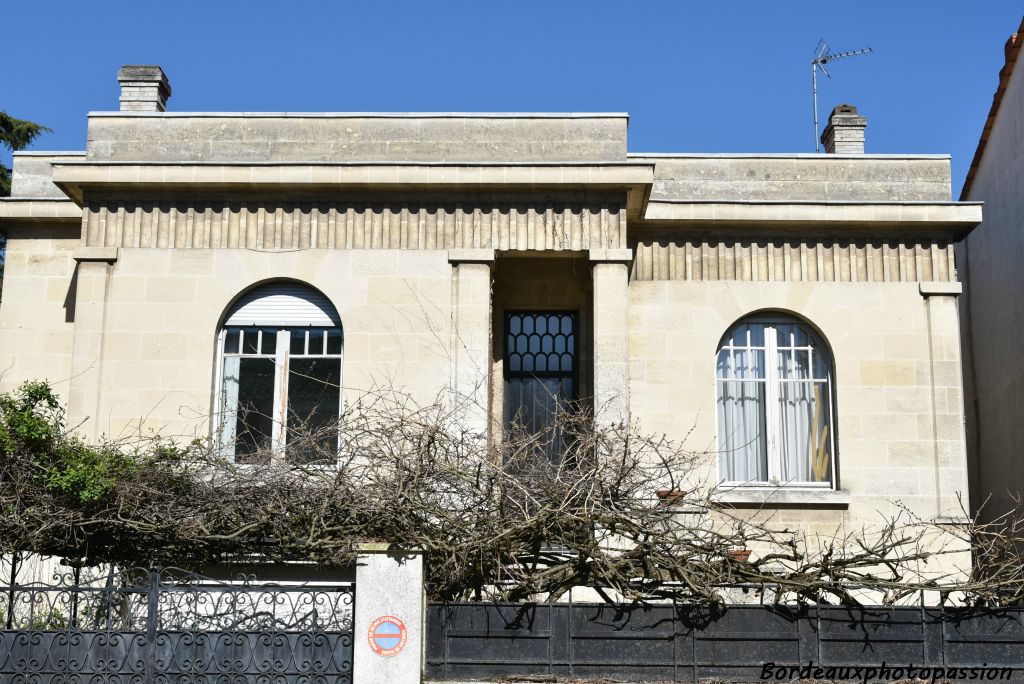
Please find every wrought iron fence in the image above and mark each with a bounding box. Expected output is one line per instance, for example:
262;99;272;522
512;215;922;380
0;565;354;683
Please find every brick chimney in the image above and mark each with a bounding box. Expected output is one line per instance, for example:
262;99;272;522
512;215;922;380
117;65;171;112
821;104;867;154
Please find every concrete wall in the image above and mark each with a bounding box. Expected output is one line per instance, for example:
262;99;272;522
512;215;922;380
633;154;953;202
959;34;1024;523
85;114;628;163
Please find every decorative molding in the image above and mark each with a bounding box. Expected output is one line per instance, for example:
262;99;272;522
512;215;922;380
80;200;627;252
632;237;956;283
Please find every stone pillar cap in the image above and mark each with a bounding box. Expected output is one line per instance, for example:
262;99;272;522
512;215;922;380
116;65;172;95
825;103;867;126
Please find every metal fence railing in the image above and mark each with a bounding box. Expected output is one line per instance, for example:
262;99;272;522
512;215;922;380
0;564;355;683
426;601;1024;682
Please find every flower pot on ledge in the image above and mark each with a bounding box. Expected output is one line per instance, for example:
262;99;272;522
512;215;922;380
656;488;687;506
727;548;752;563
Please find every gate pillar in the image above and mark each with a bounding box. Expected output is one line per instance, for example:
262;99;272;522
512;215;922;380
354;544;425;684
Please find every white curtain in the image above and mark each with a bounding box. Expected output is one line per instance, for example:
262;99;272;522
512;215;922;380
777;347;830;483
717;340;767;482
718;380;767;481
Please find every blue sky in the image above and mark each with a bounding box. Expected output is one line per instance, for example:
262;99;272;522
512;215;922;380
2;1;1020;194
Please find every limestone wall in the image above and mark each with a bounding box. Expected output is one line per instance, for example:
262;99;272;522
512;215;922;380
85;113;628;163
627;279;969;532
0;224;79;398
633;154;953;202
56;248;454;441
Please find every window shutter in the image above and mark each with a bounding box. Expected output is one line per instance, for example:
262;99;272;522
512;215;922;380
224;284;341;327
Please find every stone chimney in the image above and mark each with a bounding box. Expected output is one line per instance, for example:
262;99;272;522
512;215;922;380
116;65;171;112
821;104;867;154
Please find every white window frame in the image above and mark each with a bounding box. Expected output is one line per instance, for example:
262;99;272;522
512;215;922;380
716;318;836;489
215;324;344;461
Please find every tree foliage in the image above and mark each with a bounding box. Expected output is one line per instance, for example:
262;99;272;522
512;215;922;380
0;112;52;196
1;381;1022;606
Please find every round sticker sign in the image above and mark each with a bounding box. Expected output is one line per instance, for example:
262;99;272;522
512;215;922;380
368;615;408;657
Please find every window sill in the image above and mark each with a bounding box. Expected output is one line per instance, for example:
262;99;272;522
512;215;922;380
712;486;850;509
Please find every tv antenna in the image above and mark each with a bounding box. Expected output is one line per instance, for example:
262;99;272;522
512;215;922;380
812;40;873;152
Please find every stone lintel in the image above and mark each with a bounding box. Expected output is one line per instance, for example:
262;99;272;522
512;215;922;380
919;281;963;297
589;248;633;263
73;247;119;263
448;248;495;264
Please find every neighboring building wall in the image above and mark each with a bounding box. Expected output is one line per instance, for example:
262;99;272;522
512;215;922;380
960;25;1024;524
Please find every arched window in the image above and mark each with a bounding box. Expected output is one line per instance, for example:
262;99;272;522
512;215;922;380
216;283;343;463
716;316;835;487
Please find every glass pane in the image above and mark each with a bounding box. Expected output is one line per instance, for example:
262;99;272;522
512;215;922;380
242;328;259;355
778;380;831;483
716;349;731;379
326;329;343;355
717;380;768;482
503;376;572;463
812;347;829;380
286;357;341;463
718;347;764;380
748;323;765;347
224;328;240;354
231;357;275;463
504;312;578;462
792;326;810;347
260;328;279;354
290;329;307;355
309;329;327;355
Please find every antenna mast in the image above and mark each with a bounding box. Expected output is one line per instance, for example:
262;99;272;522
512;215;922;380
812;40;873;152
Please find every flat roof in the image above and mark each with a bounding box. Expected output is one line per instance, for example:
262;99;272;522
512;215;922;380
87;111;630;119
629;152;952;160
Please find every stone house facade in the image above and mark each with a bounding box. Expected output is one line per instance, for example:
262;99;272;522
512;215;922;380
0;66;980;575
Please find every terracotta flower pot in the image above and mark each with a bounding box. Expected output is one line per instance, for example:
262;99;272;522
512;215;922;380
656;488;687;506
727;548;752;563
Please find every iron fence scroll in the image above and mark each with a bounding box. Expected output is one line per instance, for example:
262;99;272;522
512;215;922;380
0;566;354;683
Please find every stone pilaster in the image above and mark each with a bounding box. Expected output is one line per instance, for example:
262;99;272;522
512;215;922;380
449;249;494;438
590;249;632;425
68;248;118;440
921;281;970;521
